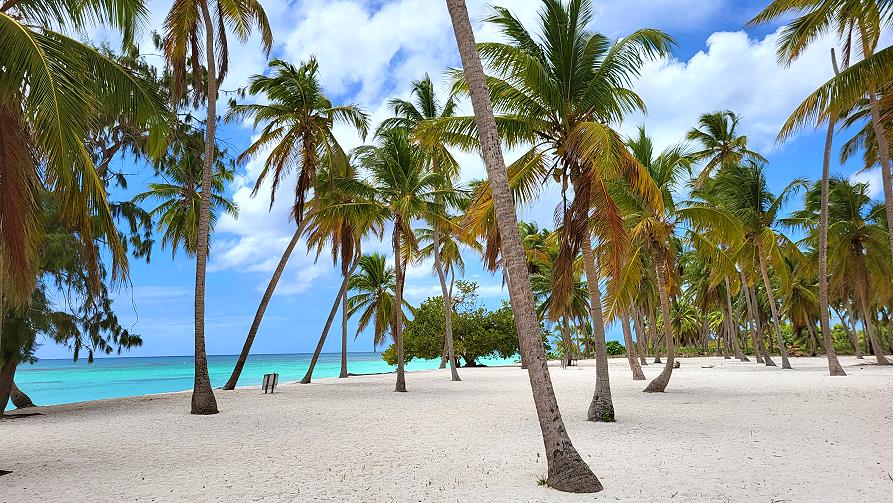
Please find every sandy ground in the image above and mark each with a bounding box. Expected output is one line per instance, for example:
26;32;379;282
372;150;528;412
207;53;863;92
2;355;892;502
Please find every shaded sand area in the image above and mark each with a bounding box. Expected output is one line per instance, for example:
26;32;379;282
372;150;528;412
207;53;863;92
3;356;892;502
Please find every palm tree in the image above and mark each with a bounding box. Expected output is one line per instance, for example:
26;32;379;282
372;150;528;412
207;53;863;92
0;0;166;342
686;110;767;186
711;162;802;369
221;58;369;390
133;127;238;258
354;129;444;392
381;75;464;381
300;158;383;383
162;0;271;414
439;0;671;422
444;0;602;492
753;1;893;267
346;254;412;351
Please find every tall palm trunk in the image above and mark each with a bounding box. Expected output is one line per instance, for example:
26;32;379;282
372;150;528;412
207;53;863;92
724;277;748;361
840;299;863;358
445;0;601;491
190;2;221;415
856;281;891;365
10;381;33;409
748;284;775;366
740;273;764;363
621;311;646;380
224;224;305;389
648;307;662;364
392;222;407;392
560;318;574;366
633;307;648;365
433;228;460;381
301;258;359;384
757;250;791;369
0;357;17;417
580;238;614;422
339;258;350;379
644;257;675;393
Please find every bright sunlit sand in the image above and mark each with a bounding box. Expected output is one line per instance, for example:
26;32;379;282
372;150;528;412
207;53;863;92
3;356;891;502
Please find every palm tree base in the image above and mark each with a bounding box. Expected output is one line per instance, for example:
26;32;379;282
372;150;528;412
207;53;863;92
190;391;219;415
546;448;604;493
586;396;615;422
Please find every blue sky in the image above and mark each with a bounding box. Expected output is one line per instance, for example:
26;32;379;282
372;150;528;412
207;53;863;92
36;0;888;359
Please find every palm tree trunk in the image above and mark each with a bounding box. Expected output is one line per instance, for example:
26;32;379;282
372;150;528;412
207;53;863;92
433;229;461;381
856;284;891;365
644;258;675;393
806;323;819;356
392;224;407;392
865;82;893;269
445;0;601;491
819;49;846;376
301;258;359;384
757;250;791;369
838;300;863;358
621;311;646;380
223;224;305;390
10;381;33;409
190;2;221;415
739;273;763;363
339;259;350;379
748;284;775;366
560;318;574;367
0;357;17;417
724;277;748;361
633;307;648;365
580;238;614;422
648;307;662;364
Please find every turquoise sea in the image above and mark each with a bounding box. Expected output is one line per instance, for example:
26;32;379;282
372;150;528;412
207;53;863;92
10;352;517;410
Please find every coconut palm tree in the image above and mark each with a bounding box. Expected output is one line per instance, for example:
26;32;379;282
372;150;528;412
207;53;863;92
711;162;803;369
686;111;767;187
438;0;671;422
133;127;238;258
346;253;412;352
221;58;369;390
444;0;602;492
381;75;464;381
162;0;271;414
0;0;166;340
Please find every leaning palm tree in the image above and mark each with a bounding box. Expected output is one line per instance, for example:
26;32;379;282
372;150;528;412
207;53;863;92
0;0;166;331
162;0;271;414
346;253;412;352
221;58;369;390
686;110;767;186
438;0;670;423
444;0;602;492
133;127;238;258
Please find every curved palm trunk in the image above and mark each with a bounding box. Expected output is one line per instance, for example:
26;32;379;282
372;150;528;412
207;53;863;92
633;308;648;365
301;259;358;384
839;299;863;358
856;284;891;365
446;0;601;491
580;239;614;422
10;381;34;409
433;229;461;381
748;284;775;366
739;273;763;363
392;225;407;392
724;277;748;361
340;259;350;379
806;323;819;356
819;51;846;376
644;259;675;392
648;307;662;364
757;250;791;369
190;2;221;415
223;225;305;389
0;358;17;416
621;311;646;380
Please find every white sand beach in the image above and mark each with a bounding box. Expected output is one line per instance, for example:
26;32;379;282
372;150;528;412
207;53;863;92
3;356;892;502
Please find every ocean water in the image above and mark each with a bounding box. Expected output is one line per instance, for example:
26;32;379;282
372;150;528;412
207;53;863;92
10;352;517;410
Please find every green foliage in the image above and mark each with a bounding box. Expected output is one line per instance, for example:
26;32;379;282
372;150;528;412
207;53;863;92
382;282;519;367
605;340;625;356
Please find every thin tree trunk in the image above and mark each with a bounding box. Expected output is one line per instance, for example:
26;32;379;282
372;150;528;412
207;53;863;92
844;296;864;358
580;238;614;422
433;228;461;381
700;309;709;355
644;258;675;393
0;357;16;417
819;49;846;375
339;258;350;379
740;273;763;363
748;284;775;366
724;277;747;361
560;318;574;367
223;224;305;389
806;323;819;356
445;0;601;491
301;259;358;384
835;303;862;358
757;250;791;369
10;382;33;409
648;307;661;364
633;307;648;365
621;311;646;380
392;224;407;392
191;2;221;415
857;284;891;365
864;76;893;269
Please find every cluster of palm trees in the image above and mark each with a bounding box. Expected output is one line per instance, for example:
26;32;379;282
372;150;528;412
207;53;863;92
2;0;891;494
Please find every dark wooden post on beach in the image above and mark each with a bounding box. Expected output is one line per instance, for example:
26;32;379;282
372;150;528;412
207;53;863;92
262;373;278;394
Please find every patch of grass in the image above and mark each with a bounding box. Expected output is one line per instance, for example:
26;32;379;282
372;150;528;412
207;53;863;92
537;476;548;487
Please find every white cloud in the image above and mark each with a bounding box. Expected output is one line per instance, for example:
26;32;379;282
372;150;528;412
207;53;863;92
850;168;885;200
